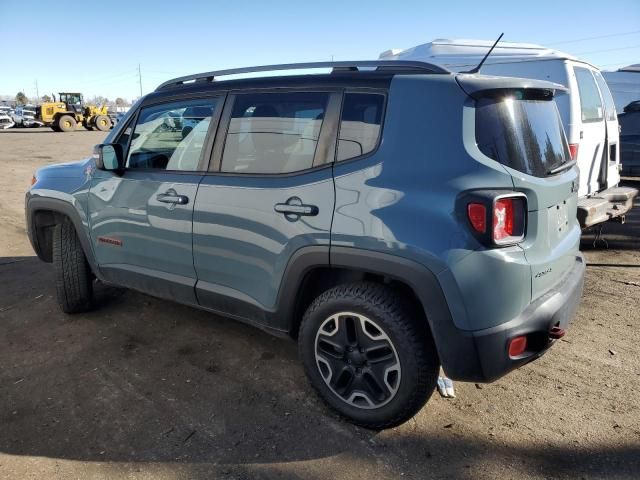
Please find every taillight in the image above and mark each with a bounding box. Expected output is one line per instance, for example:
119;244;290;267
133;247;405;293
467;203;486;233
465;192;527;246
568;143;579;160
493;196;526;245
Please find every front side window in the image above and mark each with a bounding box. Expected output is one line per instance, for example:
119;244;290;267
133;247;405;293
221;92;329;174
337;93;385;161
574;67;604;122
126;98;218;171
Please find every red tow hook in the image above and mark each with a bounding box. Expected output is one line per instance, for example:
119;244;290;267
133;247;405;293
549;326;566;340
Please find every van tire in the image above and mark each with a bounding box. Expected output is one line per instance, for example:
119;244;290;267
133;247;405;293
53;220;93;313
298;282;439;429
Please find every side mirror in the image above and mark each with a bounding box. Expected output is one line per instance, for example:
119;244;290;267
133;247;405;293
94;143;123;171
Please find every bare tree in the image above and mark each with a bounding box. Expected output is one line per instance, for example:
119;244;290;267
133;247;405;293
91;96;109;106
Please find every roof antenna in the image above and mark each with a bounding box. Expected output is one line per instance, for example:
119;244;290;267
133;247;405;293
463;33;504;74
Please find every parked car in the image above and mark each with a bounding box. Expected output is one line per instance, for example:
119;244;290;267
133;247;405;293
0;105;15;129
12;105;43;128
0;112;15;129
26;60;585;428
619;101;640;177
380;39;638;228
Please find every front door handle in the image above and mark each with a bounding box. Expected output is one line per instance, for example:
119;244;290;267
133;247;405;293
157;188;189;205
274;197;318;217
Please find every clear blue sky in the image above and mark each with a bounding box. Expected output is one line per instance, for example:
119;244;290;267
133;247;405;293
1;0;639;102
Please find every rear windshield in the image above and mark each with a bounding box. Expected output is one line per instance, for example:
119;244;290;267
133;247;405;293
475;96;570;177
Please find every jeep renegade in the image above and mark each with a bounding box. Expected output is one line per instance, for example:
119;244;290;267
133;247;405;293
26;60;585;428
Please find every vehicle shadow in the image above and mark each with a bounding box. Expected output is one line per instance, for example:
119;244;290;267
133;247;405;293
0;255;368;466
1;256;639;479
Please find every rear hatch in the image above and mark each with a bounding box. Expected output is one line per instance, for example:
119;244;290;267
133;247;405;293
460;75;581;301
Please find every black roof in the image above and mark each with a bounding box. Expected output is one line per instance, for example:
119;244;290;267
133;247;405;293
145;73;421;106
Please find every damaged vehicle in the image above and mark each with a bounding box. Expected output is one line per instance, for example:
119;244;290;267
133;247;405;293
12;106;44;128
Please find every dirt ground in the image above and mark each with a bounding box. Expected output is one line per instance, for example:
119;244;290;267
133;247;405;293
0;129;638;480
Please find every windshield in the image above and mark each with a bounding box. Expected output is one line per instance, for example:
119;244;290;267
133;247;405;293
475;96;570;177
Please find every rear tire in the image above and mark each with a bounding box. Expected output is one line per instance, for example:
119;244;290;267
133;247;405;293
52;220;93;313
94;115;111;131
298;282;439;429
57;115;76;132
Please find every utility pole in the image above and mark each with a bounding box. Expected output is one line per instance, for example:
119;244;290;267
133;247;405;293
35;80;39;103
138;64;143;97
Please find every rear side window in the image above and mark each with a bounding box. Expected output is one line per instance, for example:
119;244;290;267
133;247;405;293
593;71;617;121
574;67;604;122
337;93;385;161
475;93;570;177
221;92;329;174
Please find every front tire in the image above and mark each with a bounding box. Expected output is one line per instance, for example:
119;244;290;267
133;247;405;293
52;221;93;313
298;282;439;429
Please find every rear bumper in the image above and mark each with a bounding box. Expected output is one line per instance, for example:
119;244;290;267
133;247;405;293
577;186;638;228
444;254;585;382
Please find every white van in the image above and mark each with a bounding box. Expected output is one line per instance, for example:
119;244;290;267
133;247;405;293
602;65;640;113
380;39;638;228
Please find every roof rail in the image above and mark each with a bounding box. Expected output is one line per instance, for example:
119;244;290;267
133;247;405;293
155;60;449;90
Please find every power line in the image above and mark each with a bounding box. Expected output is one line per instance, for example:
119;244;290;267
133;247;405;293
547;29;640;46
573;43;640;56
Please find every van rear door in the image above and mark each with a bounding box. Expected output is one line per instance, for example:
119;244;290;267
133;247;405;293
593;70;621;189
471;86;582;301
571;65;607;196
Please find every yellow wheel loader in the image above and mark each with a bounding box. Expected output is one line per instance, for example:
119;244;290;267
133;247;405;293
37;93;112;132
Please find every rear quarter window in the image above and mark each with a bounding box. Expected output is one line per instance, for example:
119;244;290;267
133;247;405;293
337;93;385;161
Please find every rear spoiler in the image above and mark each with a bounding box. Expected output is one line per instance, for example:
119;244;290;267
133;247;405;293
455;74;568;100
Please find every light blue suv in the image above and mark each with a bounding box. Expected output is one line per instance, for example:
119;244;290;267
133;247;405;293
26;61;585;428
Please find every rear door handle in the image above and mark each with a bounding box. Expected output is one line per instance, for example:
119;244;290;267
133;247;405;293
157;188;189;205
274;197;318;216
